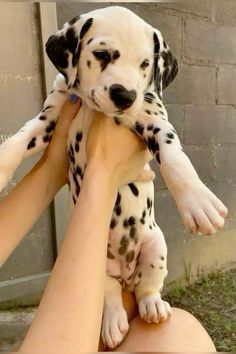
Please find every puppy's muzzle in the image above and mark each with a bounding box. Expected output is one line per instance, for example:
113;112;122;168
109;84;137;110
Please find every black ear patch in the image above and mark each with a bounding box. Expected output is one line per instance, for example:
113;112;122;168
80;18;93;40
152;31;178;95
46;17;93;87
46;34;69;70
161;51;178;90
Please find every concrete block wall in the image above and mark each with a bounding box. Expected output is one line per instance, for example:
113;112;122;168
57;1;236;281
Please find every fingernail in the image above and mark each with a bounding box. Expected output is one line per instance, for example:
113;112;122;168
69;93;79;104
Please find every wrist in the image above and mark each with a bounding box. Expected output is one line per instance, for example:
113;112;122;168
85;159;119;193
36;157;66;193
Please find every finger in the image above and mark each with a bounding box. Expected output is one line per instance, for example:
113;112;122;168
57;94;81;131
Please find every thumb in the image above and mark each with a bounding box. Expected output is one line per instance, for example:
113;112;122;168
57;94;81;131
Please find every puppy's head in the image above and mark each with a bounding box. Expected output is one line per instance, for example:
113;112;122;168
46;6;178;116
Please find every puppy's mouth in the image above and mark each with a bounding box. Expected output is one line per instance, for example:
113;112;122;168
91;89;100;108
88;88;139;117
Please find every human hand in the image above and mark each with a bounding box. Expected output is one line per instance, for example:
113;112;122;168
86;112;154;188
43;94;81;185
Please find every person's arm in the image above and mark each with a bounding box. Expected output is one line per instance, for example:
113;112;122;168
0;96;81;266
19;111;151;353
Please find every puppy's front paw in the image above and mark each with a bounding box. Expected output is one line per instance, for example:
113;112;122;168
139;295;172;324
101;304;129;349
177;181;228;235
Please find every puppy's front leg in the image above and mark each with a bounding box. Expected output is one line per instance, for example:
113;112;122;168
0;77;68;192
128;93;228;235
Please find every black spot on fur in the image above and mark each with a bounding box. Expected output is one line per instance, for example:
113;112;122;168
87;60;91;68
138;271;142;278
115;192;121;205
135;121;144;135
147;198;151;209
161;256;165;261
166;139;172;144
153;127;161;134
156;152;161;164
140;218;145;225
46;120;56;133
126;250;135;263
27;137;36;150
140;59;150;70
118;236;129;255
80;18;93;40
39;114;47;121
147;136;159;153
73;196;76;205
76;132;83;142
75;142;79;153
150;264;155;268
107;248;115;259
113;50;120;60
130;226;136;239
110;218;118;229
167;132;174;139
147;124;153;131
128;183;139;197
157;103;162;108
144;92;155;103
145;109;151;115
128;217;135;226
76;186;80;197
76;165;82;177
123;219;129;228
69;15;80;26
73;172;80;189
149;225;153;230
43;135;50;143
114;204;121;216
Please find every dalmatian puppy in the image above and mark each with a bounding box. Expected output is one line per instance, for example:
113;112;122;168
0;6;227;349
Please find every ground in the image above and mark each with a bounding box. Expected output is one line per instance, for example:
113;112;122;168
164;269;236;352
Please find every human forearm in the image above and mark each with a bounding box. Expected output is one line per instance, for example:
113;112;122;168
20;161;118;352
0;158;63;266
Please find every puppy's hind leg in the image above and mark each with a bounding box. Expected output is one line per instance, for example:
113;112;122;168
135;225;172;324
101;274;129;349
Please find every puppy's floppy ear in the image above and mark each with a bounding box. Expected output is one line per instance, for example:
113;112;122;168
152;31;178;97
46;17;93;88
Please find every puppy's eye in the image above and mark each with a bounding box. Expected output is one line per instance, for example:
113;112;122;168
140;59;150;70
93;50;111;61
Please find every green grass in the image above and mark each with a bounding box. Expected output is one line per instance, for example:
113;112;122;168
164;269;236;352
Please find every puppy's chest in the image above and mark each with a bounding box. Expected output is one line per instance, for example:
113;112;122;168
67;104;156;284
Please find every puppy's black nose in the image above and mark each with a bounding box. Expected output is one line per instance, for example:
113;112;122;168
109;84;137;110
